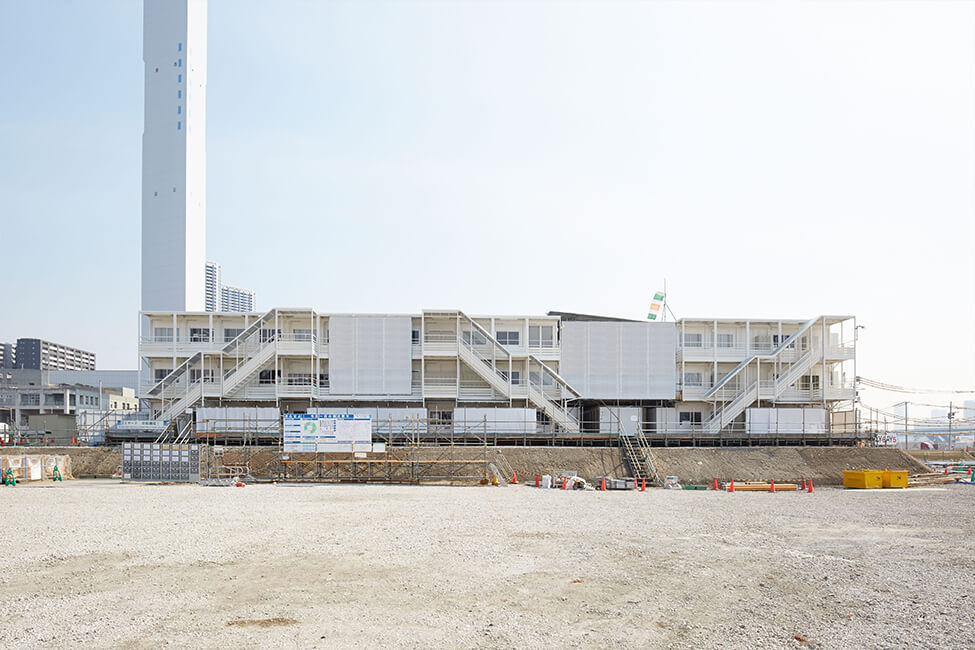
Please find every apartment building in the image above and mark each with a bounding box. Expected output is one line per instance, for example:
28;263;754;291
139;309;857;444
13;339;95;371
219;285;255;312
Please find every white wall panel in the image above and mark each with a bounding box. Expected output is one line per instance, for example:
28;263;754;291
328;316;412;395
561;322;676;400
454;408;537;434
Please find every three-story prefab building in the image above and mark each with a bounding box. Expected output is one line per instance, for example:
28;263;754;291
138;309;857;445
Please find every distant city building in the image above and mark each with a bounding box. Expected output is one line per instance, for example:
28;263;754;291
0;343;13;369
204;260;255;312
220;285;255;312
205;261;221;312
13;339;95;371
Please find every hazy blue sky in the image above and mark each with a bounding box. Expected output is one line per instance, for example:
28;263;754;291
1;1;973;409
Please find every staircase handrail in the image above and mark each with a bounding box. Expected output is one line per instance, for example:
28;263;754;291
528;354;582;399
703;316;820;399
146;351;204;397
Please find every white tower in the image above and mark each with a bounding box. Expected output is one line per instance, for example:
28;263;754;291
141;0;207;312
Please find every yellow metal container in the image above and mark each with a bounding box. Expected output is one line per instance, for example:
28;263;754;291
882;470;908;489
843;470;884;489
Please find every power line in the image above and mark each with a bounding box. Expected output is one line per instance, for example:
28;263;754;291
857;376;975;394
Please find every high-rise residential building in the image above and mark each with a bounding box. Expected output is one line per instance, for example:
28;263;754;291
0;343;14;369
13;339;95;371
141;0;207;312
205;260;221;312
220;285;255;312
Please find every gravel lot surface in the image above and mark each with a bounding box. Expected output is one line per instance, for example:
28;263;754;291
1;481;973;649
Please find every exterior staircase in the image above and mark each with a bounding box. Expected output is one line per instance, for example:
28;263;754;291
150;310;280;421
619;433;661;486
455;311;581;433
701;316;823;434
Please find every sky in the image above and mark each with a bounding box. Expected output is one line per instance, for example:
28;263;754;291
1;0;973;411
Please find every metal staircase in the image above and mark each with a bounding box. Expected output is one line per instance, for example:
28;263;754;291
150;310;281;421
455;312;581;433
619;431;661;486
527;355;581;433
701;316;823;434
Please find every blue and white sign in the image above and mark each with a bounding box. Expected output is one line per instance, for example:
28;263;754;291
283;413;372;452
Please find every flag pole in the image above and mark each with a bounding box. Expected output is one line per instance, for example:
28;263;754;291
662;278;667;322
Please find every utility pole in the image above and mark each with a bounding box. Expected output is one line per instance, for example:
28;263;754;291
948;401;955;450
893;401;909;450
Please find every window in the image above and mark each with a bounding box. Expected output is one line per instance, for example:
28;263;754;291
189;327;211;343
293;329;313;342
772;334;797;349
798;375;821;391
461;330;487;346
430;410;452;426
683;332;703;348
223;328;244;342
153;368;171;382
189;369;214;383
260;329;281;344
153;327;174;342
499;369;522;385
679;411;702;425
258;370;279;385
178;58;182;67
496;330;520;346
178;90;182;99
178;42;182;51
287;373;312;386
683;372;703;387
178;74;182;83
529;371;554;387
529;325;554;348
411;329;420;345
20;393;40;406
177;105;182;114
318;373;329;386
177;121;181;130
717;333;735;348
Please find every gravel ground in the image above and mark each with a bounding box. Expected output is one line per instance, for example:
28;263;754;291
1;481;973;649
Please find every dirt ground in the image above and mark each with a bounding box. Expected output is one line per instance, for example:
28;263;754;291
2;445;930;485
1;481;973;648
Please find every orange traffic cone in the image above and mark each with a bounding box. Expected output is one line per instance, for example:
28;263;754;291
769;479;775;493
944;466;949;474
640;477;646;492
512;470;518;484
807;479;813;493
562;476;567;490
729;479;735;493
800;478;806;490
712;477;718;490
535;474;540;487
600;476;607;491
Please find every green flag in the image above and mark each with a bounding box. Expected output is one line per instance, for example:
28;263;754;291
653;292;665;302
647;313;657;320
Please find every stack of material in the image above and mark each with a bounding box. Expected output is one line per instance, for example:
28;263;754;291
907;472;958;487
723;482;798;492
0;454;72;481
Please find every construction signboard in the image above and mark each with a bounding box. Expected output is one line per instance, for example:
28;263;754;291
283;413;372;453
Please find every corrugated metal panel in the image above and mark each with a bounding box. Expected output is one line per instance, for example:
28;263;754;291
561;321;676;400
329;316;412;395
328;316;357;394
